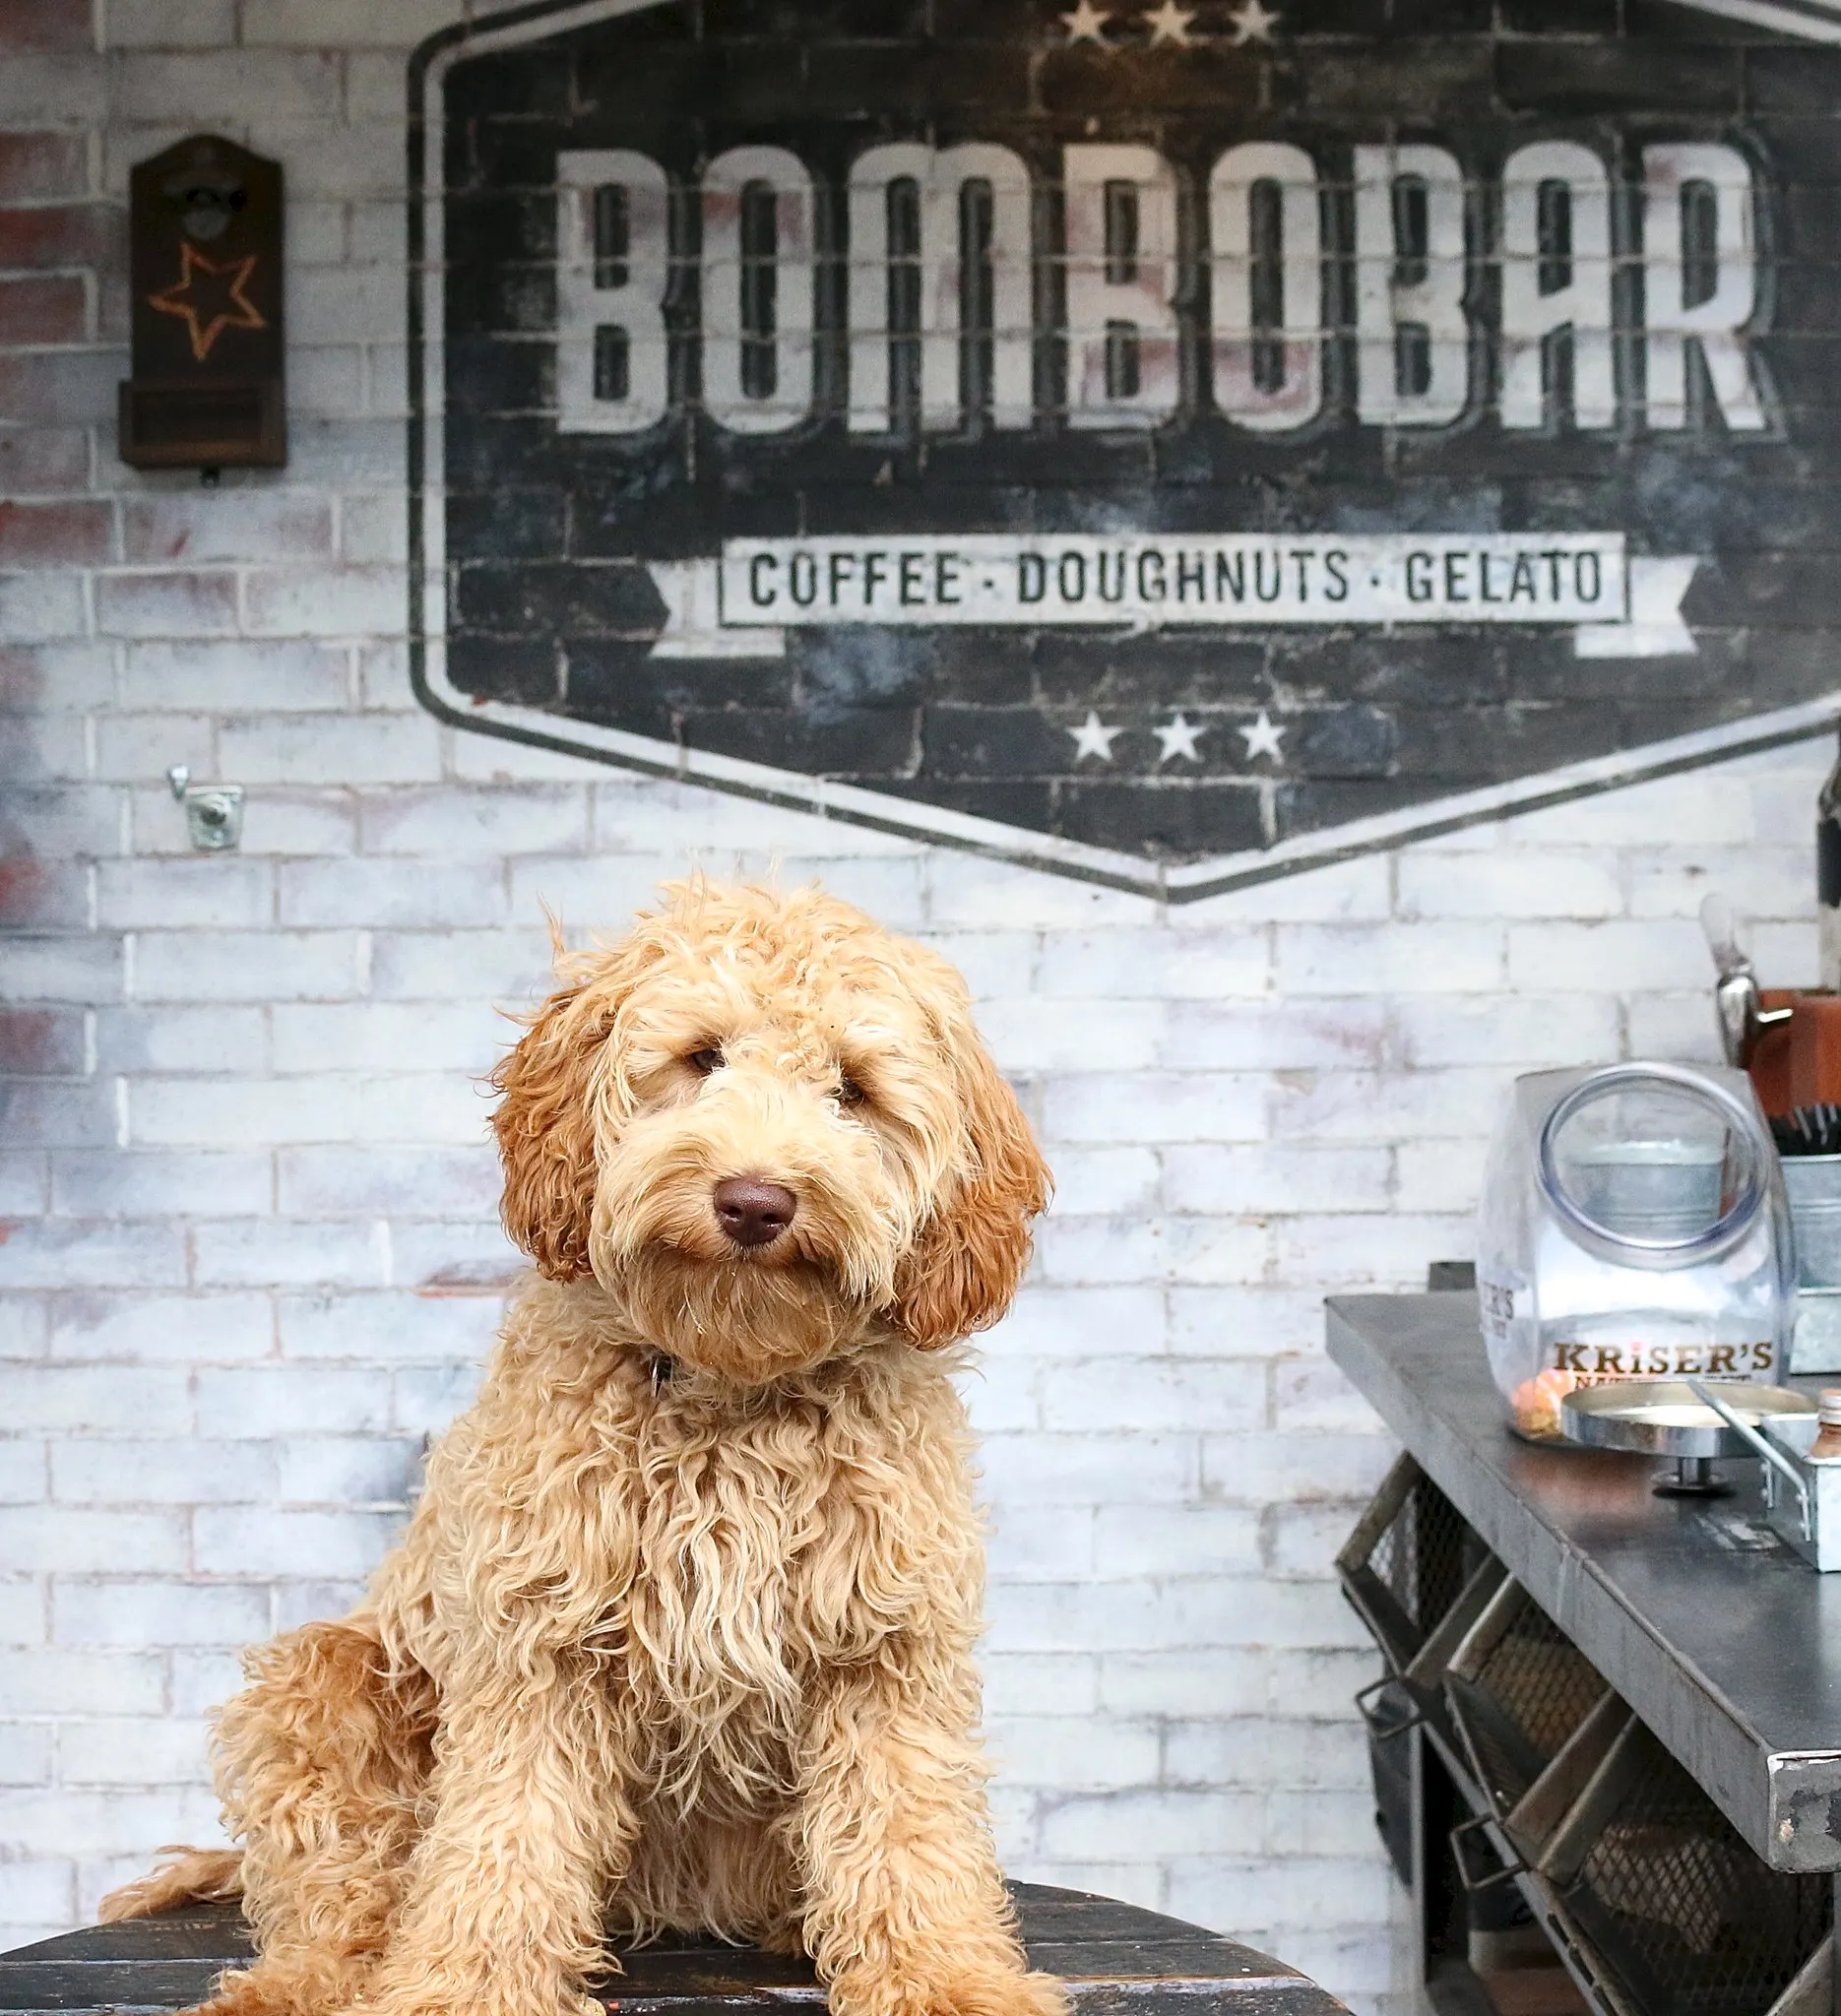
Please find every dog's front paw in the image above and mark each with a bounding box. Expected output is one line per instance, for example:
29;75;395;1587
348;1984;601;2016
835;1967;1069;2016
179;1962;355;2016
941;1970;1069;2016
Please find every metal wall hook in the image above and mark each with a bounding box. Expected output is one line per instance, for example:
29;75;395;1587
165;766;244;850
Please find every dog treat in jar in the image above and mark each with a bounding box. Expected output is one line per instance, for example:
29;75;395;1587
1811;1391;1841;1460
1507;1366;1581;1441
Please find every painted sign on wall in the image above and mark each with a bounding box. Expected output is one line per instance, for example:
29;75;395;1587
410;0;1841;898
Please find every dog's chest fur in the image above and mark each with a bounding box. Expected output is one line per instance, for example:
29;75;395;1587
605;1353;977;1807
380;1302;983;1823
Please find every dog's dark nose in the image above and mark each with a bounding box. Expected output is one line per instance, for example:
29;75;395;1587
713;1177;797;1249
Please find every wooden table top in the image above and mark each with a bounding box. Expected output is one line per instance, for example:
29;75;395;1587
0;1885;1345;2016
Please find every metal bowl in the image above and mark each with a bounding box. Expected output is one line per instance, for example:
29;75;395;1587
1561;1379;1815;1457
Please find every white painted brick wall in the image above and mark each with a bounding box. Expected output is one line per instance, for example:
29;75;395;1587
0;9;1827;2013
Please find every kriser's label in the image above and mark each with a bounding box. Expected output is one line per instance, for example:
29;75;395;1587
1477;1269;1521;1352
1550;1341;1776;1378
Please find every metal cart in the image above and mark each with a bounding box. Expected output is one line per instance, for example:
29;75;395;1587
1330;1292;1841;2016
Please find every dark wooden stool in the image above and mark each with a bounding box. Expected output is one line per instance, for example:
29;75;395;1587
0;1885;1346;2016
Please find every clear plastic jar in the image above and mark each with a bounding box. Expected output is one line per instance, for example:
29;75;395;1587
1476;1062;1794;1441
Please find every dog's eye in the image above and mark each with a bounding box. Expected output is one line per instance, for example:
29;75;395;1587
686;1047;725;1076
837;1073;867;1107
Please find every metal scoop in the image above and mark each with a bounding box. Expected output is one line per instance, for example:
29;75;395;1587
1685;1378;1813;1536
1700;893;1791;1066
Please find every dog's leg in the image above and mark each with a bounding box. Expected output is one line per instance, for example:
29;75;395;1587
99;1847;244;1922
795;1657;1067;2016
356;1653;636;2016
171;1620;436;2016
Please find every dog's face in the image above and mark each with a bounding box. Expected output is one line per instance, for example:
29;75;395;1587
490;884;1051;1382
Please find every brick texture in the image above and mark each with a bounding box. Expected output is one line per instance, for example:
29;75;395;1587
0;0;93;55
0;278;88;346
0;134;88;202
0;8;1828;2014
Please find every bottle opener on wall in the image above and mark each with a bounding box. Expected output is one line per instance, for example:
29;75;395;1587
119;133;286;476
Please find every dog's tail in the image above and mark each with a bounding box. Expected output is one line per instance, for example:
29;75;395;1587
97;1847;244;1922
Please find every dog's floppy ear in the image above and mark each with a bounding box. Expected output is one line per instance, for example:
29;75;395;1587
490;960;621;1283
892;1032;1051;1353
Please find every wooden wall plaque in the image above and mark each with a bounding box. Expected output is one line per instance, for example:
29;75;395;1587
120;133;286;472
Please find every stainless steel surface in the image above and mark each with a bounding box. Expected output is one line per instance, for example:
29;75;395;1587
1758;1414;1841;1574
1326;1291;1841;1873
1788;1157;1841;1290
1560;1379;1815;1460
1795;1290;1841;1376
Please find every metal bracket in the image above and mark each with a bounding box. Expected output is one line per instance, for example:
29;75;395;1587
1355;1674;1424;1744
1449;1811;1529;1896
166;764;244;850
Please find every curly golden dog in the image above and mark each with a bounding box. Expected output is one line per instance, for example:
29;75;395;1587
103;882;1061;2016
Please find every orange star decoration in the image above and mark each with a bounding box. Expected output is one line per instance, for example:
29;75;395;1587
148;241;267;362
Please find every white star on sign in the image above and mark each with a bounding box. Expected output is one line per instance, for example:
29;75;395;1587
1060;0;1111;41
1153;712;1205;764
1238;709;1287;762
1142;0;1196;43
1227;0;1281;41
1067;711;1124;762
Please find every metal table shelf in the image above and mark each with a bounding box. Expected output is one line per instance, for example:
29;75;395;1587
1329;1291;1841;2016
1328;1292;1841;1878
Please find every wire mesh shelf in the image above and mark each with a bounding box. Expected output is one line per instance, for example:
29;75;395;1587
1560;1725;1831;2016
1446;1578;1611;1817
1337;1454;1480;1671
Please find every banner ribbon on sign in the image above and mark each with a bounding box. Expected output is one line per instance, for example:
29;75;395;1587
646;535;1698;662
